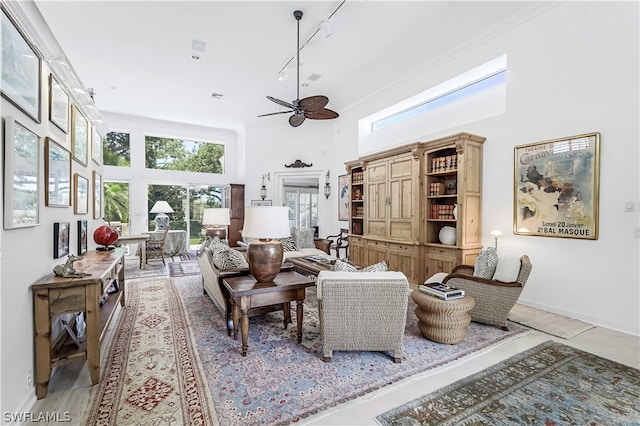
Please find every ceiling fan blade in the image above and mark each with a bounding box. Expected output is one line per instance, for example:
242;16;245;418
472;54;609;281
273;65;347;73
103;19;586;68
298;95;329;112
257;110;293;118
289;113;306;127
305;108;339;120
267;96;296;110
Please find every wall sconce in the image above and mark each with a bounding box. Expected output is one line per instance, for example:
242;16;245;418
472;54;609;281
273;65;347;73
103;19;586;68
324;170;331;199
490;229;504;250
260;173;270;200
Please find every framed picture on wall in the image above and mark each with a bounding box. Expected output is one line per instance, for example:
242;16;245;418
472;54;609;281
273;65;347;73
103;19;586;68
93;171;102;219
45;138;71;207
49;74;69;132
1;9;41;122
3;117;40;229
338;174;350;221
514;132;600;240
77;220;88;254
251;200;272;206
92;128;102;165
73;173;89;214
72;105;88;166
53;222;70;258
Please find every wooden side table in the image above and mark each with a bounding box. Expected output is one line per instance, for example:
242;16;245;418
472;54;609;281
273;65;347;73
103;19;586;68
411;291;475;344
31;248;126;399
223;272;315;356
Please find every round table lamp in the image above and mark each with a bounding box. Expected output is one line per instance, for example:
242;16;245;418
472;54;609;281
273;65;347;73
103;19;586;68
242;206;290;283
150;201;174;231
202;208;231;241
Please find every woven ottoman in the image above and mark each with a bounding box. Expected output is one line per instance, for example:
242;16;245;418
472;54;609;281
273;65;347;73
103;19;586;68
411;291;475;344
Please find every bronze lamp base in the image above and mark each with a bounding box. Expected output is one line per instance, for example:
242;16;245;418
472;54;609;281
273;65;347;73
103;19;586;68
247;239;283;283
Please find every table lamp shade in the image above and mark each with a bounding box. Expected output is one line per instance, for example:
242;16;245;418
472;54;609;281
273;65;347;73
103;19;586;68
243;206;290;283
150;201;174;231
202;208;230;240
202;208;230;226
242;206;290;239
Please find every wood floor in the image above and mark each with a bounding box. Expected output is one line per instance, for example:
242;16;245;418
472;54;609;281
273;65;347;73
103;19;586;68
27;302;639;426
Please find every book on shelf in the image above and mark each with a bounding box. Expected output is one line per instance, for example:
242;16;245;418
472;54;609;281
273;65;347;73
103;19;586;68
419;283;465;301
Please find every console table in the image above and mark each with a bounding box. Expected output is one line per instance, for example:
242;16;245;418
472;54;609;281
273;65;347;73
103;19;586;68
31;248;126;399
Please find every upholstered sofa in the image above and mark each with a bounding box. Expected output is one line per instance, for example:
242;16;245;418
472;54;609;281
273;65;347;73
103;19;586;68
316;270;410;362
197;245;293;335
238;226;331;259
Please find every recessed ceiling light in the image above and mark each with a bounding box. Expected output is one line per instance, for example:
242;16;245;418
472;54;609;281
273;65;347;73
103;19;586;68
211;93;223;99
192;39;206;52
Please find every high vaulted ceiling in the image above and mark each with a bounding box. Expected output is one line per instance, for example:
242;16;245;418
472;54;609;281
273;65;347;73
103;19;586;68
34;1;530;132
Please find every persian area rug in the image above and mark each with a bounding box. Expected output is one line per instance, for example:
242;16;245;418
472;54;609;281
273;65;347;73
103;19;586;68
508;303;594;339
179;250;197;261
376;341;640;426
169;260;201;277
173;275;529;426
124;256;167;279
84;278;218;425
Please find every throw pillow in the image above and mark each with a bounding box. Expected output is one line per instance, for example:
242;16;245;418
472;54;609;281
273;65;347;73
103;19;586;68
334;259;358;272
473;247;499;279
492;255;521;282
278;236;297;252
361;260;388;272
292;227;315;249
212;245;248;270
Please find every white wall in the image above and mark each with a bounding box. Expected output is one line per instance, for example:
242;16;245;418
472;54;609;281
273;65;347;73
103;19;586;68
335;1;639;335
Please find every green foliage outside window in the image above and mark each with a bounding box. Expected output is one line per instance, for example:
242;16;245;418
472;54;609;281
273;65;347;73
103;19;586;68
103;132;130;166
104;182;129;223
145;136;224;173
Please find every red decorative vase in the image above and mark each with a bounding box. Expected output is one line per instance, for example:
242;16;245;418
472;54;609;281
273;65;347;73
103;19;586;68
93;226;119;250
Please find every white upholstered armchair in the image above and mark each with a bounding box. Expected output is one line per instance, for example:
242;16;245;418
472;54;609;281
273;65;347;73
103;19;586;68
316;271;410;363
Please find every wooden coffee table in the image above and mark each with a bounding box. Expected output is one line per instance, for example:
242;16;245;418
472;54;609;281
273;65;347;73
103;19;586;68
287;256;334;277
223;271;315;356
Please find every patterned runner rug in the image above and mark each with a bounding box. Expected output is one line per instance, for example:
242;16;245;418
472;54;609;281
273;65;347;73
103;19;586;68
377;341;640;425
124;256;167;279
84;278;218;425
173;275;529;426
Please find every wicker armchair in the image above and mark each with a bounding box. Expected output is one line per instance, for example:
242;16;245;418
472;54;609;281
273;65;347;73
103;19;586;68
316;271;410;363
441;255;533;330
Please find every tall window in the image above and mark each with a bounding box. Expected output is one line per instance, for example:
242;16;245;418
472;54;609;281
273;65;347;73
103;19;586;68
284;184;318;232
103;131;130;166
147;183;223;244
104;181;129;234
145;135;225;173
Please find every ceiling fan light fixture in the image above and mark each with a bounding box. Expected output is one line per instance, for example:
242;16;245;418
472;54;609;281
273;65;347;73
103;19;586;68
258;9;339;127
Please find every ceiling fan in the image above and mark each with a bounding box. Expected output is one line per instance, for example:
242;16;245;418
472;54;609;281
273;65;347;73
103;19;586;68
258;10;339;127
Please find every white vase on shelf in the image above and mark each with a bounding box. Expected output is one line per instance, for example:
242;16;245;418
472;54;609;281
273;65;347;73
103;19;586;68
453;204;458;220
439;226;456;245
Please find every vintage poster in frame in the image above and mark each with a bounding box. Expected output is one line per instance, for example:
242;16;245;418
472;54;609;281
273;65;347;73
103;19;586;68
338;174;350;221
53;222;70;258
4;117;40;229
1;9;41;122
514;132;600;240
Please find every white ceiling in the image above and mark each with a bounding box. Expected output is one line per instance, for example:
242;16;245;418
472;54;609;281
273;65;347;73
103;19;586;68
34;1;530;133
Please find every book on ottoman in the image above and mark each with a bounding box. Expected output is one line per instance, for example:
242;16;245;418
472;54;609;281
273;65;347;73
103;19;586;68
419;283;465;301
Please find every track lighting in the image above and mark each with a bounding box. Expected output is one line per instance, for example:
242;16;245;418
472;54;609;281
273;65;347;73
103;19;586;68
320;20;333;37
